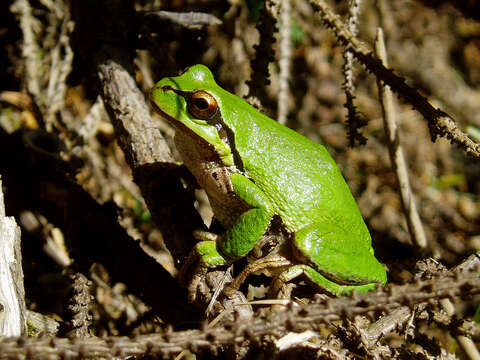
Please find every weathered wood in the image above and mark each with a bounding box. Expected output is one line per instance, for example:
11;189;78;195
0;177;26;336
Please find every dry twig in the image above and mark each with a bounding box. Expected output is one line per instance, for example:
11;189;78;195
11;0;73;130
277;0;292;125
374;28;427;248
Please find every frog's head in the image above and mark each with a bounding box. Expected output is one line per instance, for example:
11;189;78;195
150;64;234;165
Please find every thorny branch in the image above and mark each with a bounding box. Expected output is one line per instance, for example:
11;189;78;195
1;264;479;358
246;1;277;102
342;0;368;146
67;273;92;339
309;0;480;158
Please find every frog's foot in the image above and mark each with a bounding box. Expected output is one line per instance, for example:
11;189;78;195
223;254;292;297
178;231;221;286
179;240;229;302
269;265;380;298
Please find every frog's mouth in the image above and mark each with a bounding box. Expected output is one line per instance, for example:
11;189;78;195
150;93;208;145
149;92;174;123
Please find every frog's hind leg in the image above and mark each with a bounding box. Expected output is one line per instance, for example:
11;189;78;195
223;254;292;296
293;223;387;287
269;265;379;298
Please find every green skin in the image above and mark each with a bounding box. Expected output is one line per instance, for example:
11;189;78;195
151;64;387;296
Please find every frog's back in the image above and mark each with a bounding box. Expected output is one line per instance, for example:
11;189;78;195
222;92;370;245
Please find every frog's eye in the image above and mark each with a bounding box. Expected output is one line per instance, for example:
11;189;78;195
188;90;218;120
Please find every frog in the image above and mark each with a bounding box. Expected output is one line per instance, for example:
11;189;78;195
150;64;387;300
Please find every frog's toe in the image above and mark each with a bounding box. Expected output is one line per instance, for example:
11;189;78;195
187;275;199;302
187;272;204;303
196;240;229;267
178;248;201;287
269;266;305;298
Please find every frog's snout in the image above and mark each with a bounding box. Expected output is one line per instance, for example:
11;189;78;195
150;85;169;104
150;83;171;94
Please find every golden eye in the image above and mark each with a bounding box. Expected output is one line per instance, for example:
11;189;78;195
187;90;218;120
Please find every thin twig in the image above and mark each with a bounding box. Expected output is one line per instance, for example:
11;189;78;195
11;0;74;131
10;0;42;98
277;0;292;125
374;28;427;248
143;10;222;29
45;15;74;128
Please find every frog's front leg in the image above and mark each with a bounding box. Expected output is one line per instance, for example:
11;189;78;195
182;173;274;301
